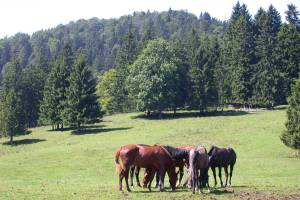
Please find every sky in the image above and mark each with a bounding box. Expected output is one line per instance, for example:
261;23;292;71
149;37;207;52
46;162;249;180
1;0;300;38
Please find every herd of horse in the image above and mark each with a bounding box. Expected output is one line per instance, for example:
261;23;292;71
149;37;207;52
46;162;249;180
114;144;237;194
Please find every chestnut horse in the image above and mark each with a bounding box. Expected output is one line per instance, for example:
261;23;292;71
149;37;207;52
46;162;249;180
188;146;210;194
208;145;236;187
115;144;177;192
137;145;193;188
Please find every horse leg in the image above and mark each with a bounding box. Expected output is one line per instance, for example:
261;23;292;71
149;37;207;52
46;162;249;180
229;164;234;186
224;165;229;187
147;169;155;192
129;166;134;188
191;169;196;194
177;166;184;187
119;171;124;191
124;168;131;192
158;170;166;192
212;167;217;187
218;167;223;187
135;166;141;187
155;171;159;188
198;169;204;194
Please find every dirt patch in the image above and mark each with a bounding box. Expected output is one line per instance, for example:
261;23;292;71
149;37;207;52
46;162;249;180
235;191;300;200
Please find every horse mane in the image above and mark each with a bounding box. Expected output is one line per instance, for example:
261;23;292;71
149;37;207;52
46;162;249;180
208;145;219;156
162;145;189;160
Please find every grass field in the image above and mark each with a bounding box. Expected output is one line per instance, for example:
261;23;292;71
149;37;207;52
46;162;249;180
0;109;299;199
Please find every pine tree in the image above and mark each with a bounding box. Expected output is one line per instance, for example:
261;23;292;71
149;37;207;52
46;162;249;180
285;4;300;27
252;6;282;108
188;35;218;112
58;44;73;128
21;64;46;127
0;60;26;144
281;77;300;155
65;53;102;130
114;25;138;112
223;2;255;106
276;5;300;102
39;59;61;130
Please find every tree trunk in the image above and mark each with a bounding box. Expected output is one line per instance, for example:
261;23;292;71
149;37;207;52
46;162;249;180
61;123;64;131
10;134;13;145
147;110;150;116
77;121;81;132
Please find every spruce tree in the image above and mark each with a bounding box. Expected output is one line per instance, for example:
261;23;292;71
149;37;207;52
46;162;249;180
58;44;73;128
252;6;281;108
65;53;102;130
114;25;138;112
39;60;61;130
281;77;300;155
276;5;300;101
21;64;46;127
0;60;26;144
223;2;255;106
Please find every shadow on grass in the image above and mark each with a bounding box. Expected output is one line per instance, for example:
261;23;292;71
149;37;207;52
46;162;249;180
132;110;249;120
2;139;46;146
47;124;105;132
71;127;132;135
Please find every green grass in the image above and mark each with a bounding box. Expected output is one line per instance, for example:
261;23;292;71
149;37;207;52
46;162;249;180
0;110;299;199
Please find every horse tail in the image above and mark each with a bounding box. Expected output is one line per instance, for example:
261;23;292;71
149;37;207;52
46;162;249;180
228;147;237;166
115;147;122;173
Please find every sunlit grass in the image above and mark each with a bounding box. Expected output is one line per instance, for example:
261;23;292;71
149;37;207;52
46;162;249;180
0;110;299;199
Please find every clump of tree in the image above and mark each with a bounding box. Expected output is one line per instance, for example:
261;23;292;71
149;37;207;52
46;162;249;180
281;77;300;156
127;38;186;116
40;45;102;131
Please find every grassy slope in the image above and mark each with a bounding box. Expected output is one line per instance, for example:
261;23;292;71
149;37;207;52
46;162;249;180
0;110;299;200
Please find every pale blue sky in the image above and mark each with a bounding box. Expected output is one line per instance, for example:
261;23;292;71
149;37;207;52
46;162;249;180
1;0;299;38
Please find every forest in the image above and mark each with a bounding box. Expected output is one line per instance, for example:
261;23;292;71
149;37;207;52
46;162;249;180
0;2;299;149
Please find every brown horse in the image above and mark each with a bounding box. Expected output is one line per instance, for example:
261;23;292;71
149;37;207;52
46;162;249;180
188;146;210;194
208;145;236;187
141;145;193;188
115;144;177;192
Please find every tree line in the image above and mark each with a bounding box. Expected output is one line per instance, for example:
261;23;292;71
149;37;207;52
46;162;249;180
98;2;300;114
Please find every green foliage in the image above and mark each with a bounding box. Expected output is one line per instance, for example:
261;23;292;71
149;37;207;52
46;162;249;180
114;27;138;112
281;78;300;150
251;6;282;107
188;35;219;112
39;60;62;129
97;69;118;114
222;2;255;104
128;38;183;113
276;22;300;101
64;53;102;129
21;64;47;127
0;60;26;143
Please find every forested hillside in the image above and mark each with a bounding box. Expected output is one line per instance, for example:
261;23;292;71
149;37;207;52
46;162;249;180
0;10;224;73
0;2;300;147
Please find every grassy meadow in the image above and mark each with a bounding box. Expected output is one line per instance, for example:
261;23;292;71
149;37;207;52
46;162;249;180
0;109;299;199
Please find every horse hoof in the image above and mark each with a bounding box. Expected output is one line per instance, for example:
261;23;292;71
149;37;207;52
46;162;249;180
207;188;211;193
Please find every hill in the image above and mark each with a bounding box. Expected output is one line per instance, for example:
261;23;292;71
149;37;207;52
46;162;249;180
0;10;224;74
0;110;299;199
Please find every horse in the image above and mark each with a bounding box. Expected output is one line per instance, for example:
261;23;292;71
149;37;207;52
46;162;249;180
207;145;236;187
127;144;150;188
140;145;192;188
188;146;210;194
115;144;177;192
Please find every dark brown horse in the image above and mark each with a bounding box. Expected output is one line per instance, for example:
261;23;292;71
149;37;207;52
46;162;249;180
115;144;177;192
208;145;236;187
188;146;210;194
